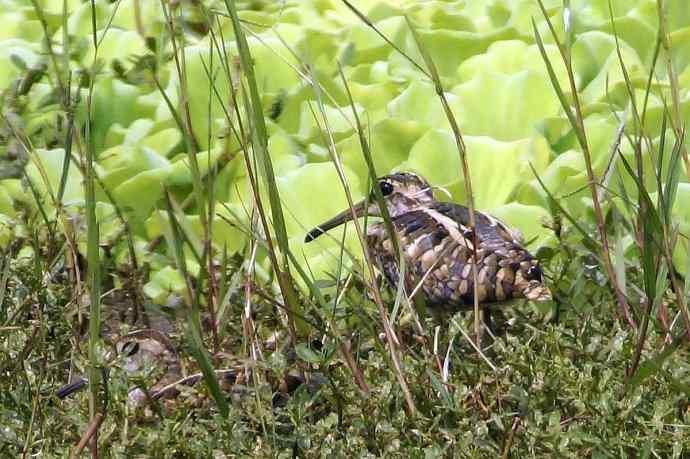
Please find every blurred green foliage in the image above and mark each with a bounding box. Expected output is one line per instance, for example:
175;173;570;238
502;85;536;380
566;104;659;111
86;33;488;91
1;0;690;456
1;0;689;292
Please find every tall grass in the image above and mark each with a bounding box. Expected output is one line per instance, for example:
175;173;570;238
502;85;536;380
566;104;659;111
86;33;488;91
223;0;305;344
6;0;690;454
21;4;149;451
340;0;690;393
218;0;387;399
324;63;417;414
533;0;634;330
340;1;489;351
533;0;690;384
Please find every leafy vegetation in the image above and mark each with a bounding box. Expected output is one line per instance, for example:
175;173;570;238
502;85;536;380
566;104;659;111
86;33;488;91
1;0;689;456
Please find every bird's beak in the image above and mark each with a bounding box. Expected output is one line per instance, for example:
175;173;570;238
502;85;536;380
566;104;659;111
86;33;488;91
304;199;373;243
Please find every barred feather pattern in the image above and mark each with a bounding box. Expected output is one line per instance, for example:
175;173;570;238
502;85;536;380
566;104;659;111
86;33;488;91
367;202;550;311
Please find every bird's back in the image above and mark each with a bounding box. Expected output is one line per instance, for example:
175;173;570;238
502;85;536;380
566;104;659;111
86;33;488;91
366;202;549;310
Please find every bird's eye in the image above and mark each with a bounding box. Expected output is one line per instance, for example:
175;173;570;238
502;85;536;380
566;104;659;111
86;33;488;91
526;265;543;281
379;181;394;196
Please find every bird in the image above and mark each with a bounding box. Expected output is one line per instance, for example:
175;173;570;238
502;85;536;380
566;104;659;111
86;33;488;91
304;172;551;312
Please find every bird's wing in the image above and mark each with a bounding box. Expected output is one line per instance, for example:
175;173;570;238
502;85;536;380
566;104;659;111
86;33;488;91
387;203;549;307
390;202;519;255
433;202;523;245
392;205;473;254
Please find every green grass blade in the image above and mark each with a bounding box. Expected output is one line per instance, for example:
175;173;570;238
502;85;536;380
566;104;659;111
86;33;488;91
0;249;10;319
532;19;586;153
662;132;684;224
528;163;600;251
627;331;687;389
336;62;399;256
223;0;288;254
223;0;303;340
164;191;229;418
57;111;74;204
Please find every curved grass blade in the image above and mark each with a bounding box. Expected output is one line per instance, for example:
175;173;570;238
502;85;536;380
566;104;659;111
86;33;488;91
164;191;229;418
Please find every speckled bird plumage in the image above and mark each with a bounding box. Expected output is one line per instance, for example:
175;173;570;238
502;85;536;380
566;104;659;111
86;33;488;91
305;172;551;311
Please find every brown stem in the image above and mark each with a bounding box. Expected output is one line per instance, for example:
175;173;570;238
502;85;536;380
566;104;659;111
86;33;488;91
501;416;521;459
70;413;104;459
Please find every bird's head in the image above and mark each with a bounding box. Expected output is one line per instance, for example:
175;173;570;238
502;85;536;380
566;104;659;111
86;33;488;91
305;172;434;242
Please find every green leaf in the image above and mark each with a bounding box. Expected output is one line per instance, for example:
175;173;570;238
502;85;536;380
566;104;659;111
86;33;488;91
389;26;521;80
0;186;16;218
112;168;170;222
387;81;462;130
88;77;150;154
295;343;322;364
99;144;171;191
296;100;359;144
571;31;645;106
627;332;686;390
401;129;551;210
339;118;425;180
665;184;690;276
277;162;364;288
0;214;15;250
457;39;568;87
490;202;554;248
452;69;562;141
25;148;83;211
83;28;149;73
0;39;40;89
142;265;185;303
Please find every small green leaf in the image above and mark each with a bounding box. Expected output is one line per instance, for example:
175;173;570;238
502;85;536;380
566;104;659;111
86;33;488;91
295;343;322;364
627;332;686;389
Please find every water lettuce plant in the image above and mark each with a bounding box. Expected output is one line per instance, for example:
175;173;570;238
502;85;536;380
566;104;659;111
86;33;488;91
1;0;690;456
